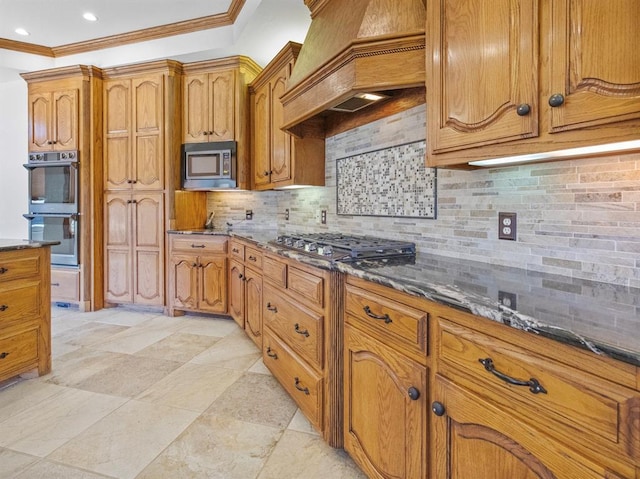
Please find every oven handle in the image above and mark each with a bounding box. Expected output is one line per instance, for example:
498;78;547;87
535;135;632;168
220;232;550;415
23;213;79;220
23;161;78;170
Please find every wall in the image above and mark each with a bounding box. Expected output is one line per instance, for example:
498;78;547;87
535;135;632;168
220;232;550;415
210;105;640;287
0;80;28;238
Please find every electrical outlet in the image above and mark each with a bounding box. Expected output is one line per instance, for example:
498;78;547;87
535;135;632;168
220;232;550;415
321;210;327;224
498;290;517;310
245;209;253;220
498;212;517;240
285;208;289;221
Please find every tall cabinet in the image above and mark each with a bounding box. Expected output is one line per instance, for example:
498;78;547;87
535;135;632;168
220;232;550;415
102;61;196;307
21;66;104;312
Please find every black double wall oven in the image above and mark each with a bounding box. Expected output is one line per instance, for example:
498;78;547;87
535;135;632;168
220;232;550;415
24;151;79;266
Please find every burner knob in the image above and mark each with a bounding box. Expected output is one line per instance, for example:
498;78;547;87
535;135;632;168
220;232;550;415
319;245;333;256
304;242;318;252
36;154;42;160
293;239;306;249
68;152;75;158
284;238;294;246
60;152;67;159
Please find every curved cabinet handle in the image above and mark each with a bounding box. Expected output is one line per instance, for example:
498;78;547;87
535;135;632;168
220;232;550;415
51;282;60;287
548;93;565;107
191;244;206;249
0;352;9;359
294;323;310;337
479;358;547;394
431;401;446;416
294;377;310;395
0;267;8;274
407;387;420;400
248;255;257;262
516;103;531;116
363;305;392;324
266;302;278;313
266;347;278;359
0;305;8;312
232;247;240;253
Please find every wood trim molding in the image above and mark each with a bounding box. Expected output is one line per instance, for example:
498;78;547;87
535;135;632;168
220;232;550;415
1;0;245;58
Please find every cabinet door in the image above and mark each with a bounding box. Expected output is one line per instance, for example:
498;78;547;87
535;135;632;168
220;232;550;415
104;79;132;190
52;89;78;150
344;324;427;479
132;192;164;305
209;69;235;141
548;0;640;131
270;65;293;184
427;0;538;153
132;75;164;190
199;256;227;313
28;92;52;151
252;82;271;188
104;192;132;303
170;254;198;309
244;266;263;348
183;73;209;143
432;375;615;479
228;259;245;327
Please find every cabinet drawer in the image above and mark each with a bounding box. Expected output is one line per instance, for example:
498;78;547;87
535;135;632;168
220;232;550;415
245;246;262;270
229;241;245;261
436;318;640;464
345;284;428;357
0;250;41;282
0;328;38;376
263;255;287;288
263;329;323;432
263;284;323;370
171;236;227;254
0;283;40;323
51;269;79;301
288;266;323;307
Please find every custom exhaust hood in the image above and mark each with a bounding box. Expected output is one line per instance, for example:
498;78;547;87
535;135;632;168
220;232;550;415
281;0;426;138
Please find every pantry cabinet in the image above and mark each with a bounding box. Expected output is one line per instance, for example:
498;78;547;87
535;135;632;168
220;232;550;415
426;0;640;167
28;88;79;152
167;234;228;316
250;42;325;190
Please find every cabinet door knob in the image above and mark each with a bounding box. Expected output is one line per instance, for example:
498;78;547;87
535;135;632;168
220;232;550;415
0;267;8;274
407;387;420;401
0;305;8;312
238;273;244;280
548;93;565;107
0;352;9;359
431;401;446;416
516;103;531;116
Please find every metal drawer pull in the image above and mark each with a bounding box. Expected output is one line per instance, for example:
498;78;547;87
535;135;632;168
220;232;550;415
232;247;240;253
294;323;310;337
294;377;310;395
363;305;392;324
266;302;278;313
0;267;7;274
266;347;278;359
191;244;206;248
51;282;60;287
0;305;8;312
0;352;9;359
248;255;257;261
479;358;547;394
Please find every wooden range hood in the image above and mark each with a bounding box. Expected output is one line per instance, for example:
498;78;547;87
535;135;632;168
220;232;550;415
281;0;426;138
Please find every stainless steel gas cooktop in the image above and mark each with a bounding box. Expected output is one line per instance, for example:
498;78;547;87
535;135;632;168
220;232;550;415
271;232;416;262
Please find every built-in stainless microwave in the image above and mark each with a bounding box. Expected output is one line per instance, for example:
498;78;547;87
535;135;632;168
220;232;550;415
181;141;237;190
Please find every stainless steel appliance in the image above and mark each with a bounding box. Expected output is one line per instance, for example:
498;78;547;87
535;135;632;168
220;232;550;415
24;151;80;266
181;141;237;190
271;233;416;262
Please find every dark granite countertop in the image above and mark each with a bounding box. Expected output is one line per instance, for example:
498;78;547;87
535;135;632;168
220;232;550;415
170;229;640;367
0;239;60;252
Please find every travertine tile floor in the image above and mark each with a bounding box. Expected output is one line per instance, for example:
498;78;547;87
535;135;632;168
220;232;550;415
0;306;367;479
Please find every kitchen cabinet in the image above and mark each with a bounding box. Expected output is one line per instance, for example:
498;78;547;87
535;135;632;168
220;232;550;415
0;246;52;382
426;0;640;167
104;191;164;306
344;278;429;479
103;74;165;191
228;239;263;347
182;57;261;190
27;88;79;152
167;234;228;316
250;42;325;190
261;253;343;447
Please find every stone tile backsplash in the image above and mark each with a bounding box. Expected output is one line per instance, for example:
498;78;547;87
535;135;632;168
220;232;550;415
208;104;640;287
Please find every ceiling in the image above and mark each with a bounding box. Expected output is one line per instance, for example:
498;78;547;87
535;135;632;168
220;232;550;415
0;0;312;80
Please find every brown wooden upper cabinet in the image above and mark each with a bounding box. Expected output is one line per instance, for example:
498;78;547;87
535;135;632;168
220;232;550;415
28;88;79;152
183;69;236;143
426;0;640;167
250;42;325;190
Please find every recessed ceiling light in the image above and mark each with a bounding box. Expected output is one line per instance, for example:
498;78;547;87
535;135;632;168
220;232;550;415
15;28;30;36
83;12;98;22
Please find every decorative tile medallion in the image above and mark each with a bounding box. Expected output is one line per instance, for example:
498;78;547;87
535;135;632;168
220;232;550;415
336;140;436;218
